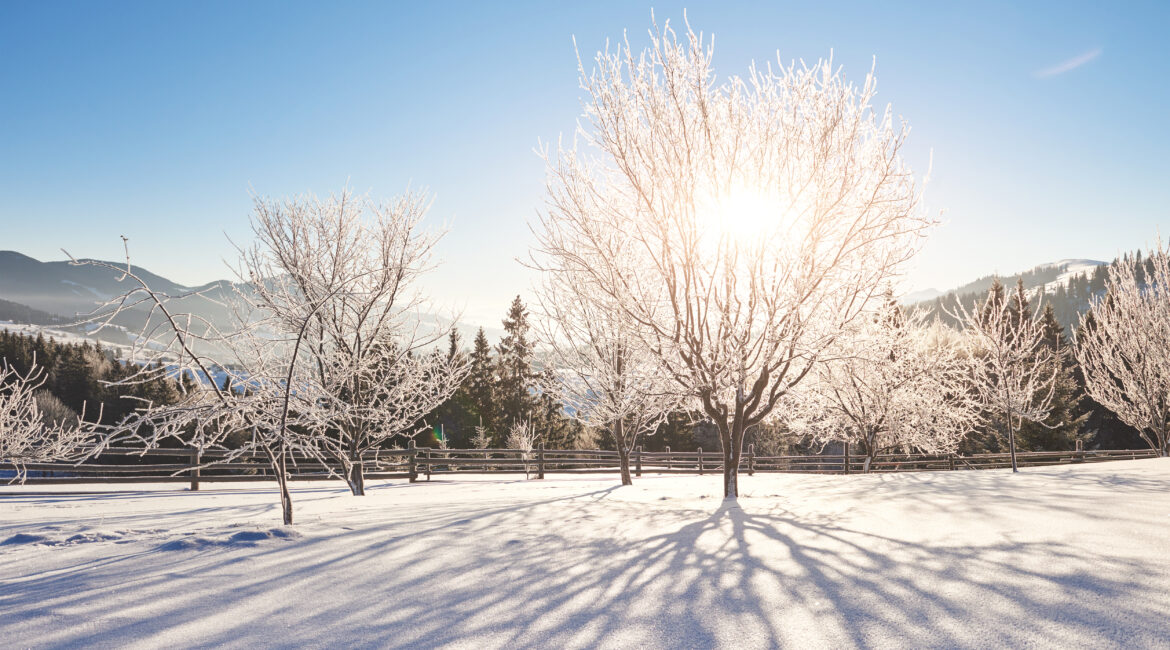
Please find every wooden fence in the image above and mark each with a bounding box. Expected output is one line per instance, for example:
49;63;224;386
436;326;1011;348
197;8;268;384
1;443;1160;488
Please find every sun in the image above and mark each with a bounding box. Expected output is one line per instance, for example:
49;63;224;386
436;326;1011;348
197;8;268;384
696;184;792;245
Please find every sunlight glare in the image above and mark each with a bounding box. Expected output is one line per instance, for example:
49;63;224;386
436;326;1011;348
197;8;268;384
697;184;792;246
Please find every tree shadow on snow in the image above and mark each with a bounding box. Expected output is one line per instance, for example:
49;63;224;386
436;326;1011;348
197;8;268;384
1;478;1167;649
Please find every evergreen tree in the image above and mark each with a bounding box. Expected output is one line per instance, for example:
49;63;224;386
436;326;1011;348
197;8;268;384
1017;304;1088;450
422;328;479;448
495;296;538;444
531;365;586;450
978;277;1006;327
1006;278;1030;326
0;330;186;432
446;328;462;363
465;327;496;439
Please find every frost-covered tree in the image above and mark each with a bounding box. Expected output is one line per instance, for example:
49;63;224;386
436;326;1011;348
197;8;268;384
242;189;469;495
530;250;678;485
470;423;491;450
540;17;931;497
0;361;94;482
1075;244;1170;456
506;418;539;479
956;280;1058;472
785;301;980;471
69;241;332;525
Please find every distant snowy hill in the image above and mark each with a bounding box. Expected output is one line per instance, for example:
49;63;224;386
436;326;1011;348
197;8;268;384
1036;258;1107;294
911;258;1110;331
0;250;504;355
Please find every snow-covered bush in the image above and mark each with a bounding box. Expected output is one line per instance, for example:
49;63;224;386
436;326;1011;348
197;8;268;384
0;361;94;482
785;301;980;470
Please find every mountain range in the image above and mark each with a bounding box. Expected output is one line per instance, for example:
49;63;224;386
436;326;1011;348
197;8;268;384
0;250;503;354
0;250;1108;353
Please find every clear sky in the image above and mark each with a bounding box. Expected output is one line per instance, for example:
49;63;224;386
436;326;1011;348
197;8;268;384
2;1;1167;326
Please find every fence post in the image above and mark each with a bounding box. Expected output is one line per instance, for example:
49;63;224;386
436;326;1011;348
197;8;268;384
537;443;545;480
843;441;850;475
425;447;432;481
748;443;755;476
1075;439;1085;463
635;445;642;477
698;447;703;475
948;453;956;471
665;446;672;470
408;440;417;483
189;449;200;491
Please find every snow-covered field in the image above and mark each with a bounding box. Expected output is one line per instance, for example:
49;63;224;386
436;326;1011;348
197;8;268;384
2;459;1168;649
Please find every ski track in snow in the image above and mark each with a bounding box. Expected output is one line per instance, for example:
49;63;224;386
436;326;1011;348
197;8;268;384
1;459;1168;649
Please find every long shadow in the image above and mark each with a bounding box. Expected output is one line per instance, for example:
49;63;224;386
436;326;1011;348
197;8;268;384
2;466;1167;648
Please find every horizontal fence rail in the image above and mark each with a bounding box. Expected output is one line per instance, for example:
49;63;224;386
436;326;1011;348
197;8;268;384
1;444;1160;488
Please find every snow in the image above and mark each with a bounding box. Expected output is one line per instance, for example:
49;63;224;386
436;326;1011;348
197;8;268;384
1039;258;1106;294
0;322;97;349
2;460;1168;648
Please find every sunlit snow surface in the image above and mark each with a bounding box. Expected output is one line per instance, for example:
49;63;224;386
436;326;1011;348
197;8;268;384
2;460;1168;648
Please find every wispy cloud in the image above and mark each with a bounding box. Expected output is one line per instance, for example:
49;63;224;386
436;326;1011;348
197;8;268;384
1034;47;1102;78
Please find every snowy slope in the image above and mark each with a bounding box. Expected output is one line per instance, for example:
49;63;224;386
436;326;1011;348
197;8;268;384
2;460;1168;648
1038;258;1106;293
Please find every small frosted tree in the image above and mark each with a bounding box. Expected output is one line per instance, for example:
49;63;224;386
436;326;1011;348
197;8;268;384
956;280;1057;472
0;361;95;482
531;237;678;485
541;17;932;497
1075;244;1170;456
470;421;491;449
786;301;980;471
506;418;539;479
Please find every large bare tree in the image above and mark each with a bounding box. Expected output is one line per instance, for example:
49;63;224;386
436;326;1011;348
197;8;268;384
243;189;468;495
540;18;931;497
1075;244;1170;456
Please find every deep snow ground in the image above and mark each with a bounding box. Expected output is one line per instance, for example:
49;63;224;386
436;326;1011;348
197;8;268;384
2;460;1169;649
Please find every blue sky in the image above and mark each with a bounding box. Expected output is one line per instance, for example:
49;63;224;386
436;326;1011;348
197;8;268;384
1;1;1167;326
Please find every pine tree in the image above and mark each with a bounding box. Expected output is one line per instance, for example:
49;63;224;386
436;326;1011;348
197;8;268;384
418;328;479;449
1017;303;1088;450
465;327;496;440
978;277;1006;327
446;328;462;363
531;365;587;450
1006;277;1031;331
495;296;538;445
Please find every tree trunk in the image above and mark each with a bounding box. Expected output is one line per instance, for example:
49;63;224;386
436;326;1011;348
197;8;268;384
612;419;633;486
1007;408;1019;473
722;419;744;499
276;454;293;525
723;449;739;498
347;455;366;496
